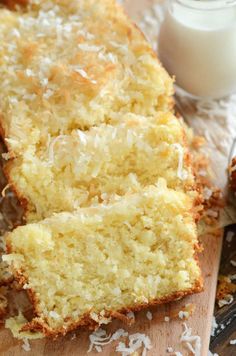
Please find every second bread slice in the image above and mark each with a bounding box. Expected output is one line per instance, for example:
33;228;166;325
5;112;195;222
4;179;202;337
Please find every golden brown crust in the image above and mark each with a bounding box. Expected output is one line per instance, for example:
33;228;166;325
0;286;8;319
0;120;5;141
0;0;28;10
20;280;203;338
3;162;29;220
0;307;7;319
0;119;28;224
178;119;204;223
0;126;29;218
0;274;13;287
0;120;27;219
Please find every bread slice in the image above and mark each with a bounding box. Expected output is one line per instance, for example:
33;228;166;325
4;179;202;337
4;112;196;221
0;0;173;158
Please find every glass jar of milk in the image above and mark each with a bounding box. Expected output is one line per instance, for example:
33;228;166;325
158;0;236;99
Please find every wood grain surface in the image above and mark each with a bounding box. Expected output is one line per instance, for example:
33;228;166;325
0;0;230;355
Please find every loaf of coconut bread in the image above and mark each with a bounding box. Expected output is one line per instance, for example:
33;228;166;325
0;0;203;338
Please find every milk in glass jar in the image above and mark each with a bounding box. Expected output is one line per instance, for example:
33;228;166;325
158;0;236;98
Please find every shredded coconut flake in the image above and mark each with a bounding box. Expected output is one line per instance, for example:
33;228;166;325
23;284;30;290
116;332;152;356
226;231;234;243
205;209;218;218
25;69;34;77
208;351;219;356
230;339;236;345
11;28;20;38
22;338;31;352
146;311;153;321
73;67;97;84
1;183;11;197
230;260;236;267
77;130;87;145
180;323;201;356
1;152;11;160
90;312;111;325
198;169;207;177
88;328;128;353
78;43;104;52
113;287;121;296
88;328;151;355
211;316;218;337
48;135;67;163
164;316;170;322
218;294;234;307
43;89;54;99
203;187;213;200
95;345;102;352
178;311;189;320
172;144;188;180
88;329;112;352
127;311;135;320
49;311;60;319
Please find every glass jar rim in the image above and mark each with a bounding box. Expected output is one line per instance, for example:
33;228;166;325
174;0;236;10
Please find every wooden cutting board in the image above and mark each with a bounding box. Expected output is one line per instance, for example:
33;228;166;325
0;1;224;355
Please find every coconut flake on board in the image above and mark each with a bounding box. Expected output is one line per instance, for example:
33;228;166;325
180;323;201;356
218;294;234;308
211;316;218;337
88;328;152;355
22;338;31;352
208;351;219;356
178;310;189;320
230;260;236;267
127;311;135;321
146;311;153;321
